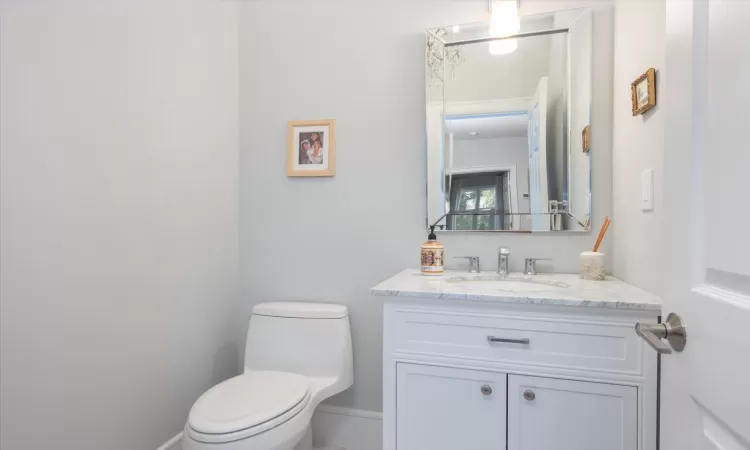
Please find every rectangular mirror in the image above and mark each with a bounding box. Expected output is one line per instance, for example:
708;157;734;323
426;8;592;232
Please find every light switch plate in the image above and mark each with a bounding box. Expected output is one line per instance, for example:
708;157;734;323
641;169;654;211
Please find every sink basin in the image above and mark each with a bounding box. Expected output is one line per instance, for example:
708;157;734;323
445;274;570;290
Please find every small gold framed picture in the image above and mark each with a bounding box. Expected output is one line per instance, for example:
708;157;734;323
582;125;591;153
287;119;336;177
631;68;656;116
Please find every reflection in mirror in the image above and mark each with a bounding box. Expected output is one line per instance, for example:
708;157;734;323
426;8;593;232
444;113;526;231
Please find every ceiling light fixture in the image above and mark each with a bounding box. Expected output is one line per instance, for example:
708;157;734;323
469;131;479;136
488;0;520;56
452;25;460;33
489;39;518;55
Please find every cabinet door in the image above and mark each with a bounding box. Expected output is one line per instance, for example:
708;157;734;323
396;363;506;450
508;375;637;450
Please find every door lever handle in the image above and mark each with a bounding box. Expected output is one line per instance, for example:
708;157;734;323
635;313;687;354
635;323;671;354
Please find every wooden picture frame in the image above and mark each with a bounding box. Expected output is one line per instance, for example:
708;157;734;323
582;125;591;153
287;119;336;177
631;68;656;116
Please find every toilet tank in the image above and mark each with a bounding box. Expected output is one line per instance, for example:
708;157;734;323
244;302;353;382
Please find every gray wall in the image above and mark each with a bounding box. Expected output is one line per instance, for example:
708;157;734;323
239;1;614;412
611;0;665;297
0;1;241;448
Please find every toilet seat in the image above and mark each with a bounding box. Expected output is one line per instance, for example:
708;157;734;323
186;371;310;444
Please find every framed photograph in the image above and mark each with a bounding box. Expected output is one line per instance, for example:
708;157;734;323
582;125;591;153
631;68;656;116
287;119;336;177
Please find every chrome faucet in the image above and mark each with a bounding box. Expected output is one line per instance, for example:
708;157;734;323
497;247;511;277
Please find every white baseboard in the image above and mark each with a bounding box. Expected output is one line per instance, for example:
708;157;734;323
312;405;382;450
156;432;183;450
157;406;382;450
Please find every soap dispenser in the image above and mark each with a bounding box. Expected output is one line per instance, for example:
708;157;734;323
421;226;444;276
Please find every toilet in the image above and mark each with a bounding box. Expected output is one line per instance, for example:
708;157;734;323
183;302;353;450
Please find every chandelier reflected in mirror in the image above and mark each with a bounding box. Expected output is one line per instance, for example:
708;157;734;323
426;28;464;87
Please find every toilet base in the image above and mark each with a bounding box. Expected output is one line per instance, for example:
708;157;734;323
183;421;311;450
292;425;311;450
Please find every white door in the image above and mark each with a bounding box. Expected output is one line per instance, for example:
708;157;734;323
659;1;750;449
507;374;637;450
528;77;549;230
396;364;506;450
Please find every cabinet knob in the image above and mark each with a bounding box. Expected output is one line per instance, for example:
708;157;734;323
480;384;493;395
523;389;536;401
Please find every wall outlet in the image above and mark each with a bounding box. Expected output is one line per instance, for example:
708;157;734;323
641;169;654;211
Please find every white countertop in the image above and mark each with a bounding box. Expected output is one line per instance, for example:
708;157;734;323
371;269;662;311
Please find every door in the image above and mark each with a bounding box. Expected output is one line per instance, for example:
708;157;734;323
528;77;549;230
658;1;750;449
450;173;504;230
507;375;637;450
396;364;506;450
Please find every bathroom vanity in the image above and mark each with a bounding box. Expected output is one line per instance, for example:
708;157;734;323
372;270;662;450
395;4;663;448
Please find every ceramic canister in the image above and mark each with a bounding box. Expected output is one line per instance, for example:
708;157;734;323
580;251;606;280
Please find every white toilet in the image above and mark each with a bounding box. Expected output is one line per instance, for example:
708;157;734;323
183;302;353;450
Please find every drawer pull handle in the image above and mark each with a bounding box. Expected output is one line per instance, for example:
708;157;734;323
524;389;536;401
487;336;530;345
481;384;493;395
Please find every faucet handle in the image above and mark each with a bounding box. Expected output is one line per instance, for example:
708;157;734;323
455;256;481;273
524;257;552;276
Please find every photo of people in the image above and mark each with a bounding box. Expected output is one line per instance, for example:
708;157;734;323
298;131;325;165
287;119;336;177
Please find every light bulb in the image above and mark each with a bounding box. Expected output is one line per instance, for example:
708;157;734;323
488;0;519;55
489;38;518;55
489;0;520;38
452;25;460;33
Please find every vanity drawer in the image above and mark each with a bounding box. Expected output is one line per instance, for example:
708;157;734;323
388;308;644;375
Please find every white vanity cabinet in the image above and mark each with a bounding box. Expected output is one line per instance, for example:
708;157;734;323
397;364;507;450
374;270;662;450
507;375;637;450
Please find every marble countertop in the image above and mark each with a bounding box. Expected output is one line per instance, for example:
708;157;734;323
371;269;662;311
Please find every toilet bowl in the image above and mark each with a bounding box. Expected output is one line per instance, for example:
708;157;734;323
183;302;353;450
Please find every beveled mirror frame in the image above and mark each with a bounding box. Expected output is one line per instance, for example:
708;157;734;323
425;7;594;233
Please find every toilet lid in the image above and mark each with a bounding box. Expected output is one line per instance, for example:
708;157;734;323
188;371;309;435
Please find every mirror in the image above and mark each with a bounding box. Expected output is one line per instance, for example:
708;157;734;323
426;8;593;232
